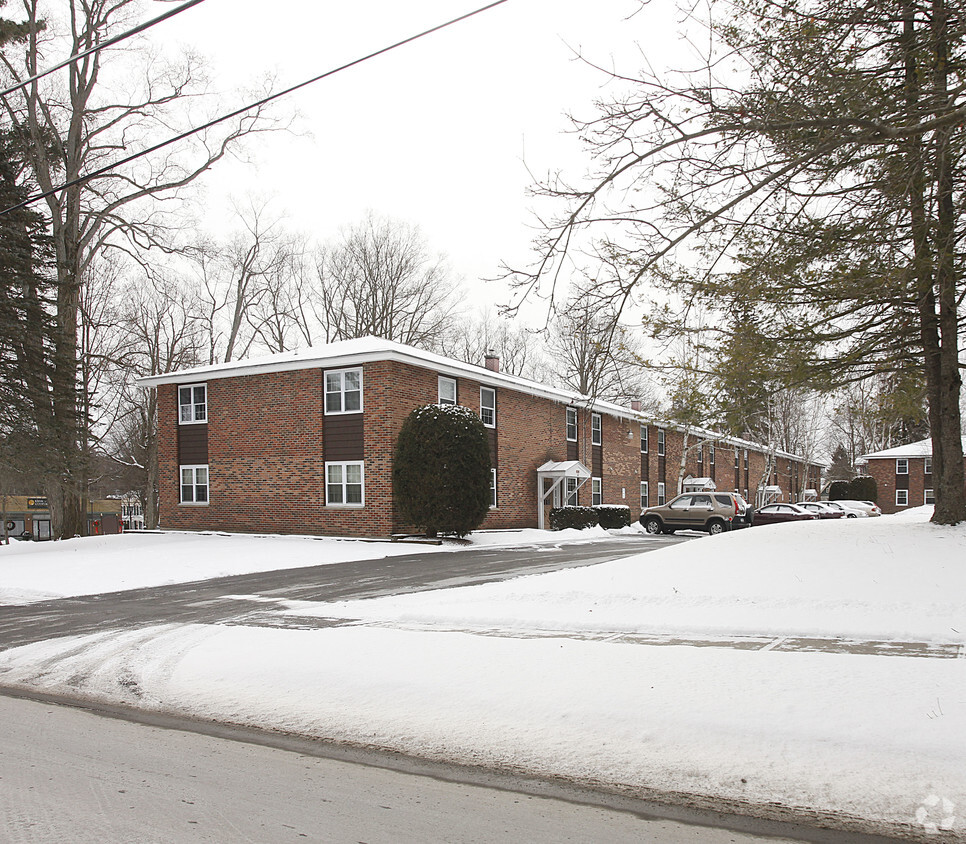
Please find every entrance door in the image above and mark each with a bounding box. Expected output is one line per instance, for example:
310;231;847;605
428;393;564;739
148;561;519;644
542;478;562;528
33;519;51;540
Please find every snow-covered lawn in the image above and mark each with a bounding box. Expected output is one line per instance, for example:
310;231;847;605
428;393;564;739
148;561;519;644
0;526;617;605
0;508;964;838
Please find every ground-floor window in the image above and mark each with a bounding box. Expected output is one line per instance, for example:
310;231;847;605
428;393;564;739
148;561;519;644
180;465;209;504
896;489;908;507
566;477;578;506
657;482;666;506
490;468;497;508
925;488;935;505
640;481;648;509
326;461;364;506
592;477;602;506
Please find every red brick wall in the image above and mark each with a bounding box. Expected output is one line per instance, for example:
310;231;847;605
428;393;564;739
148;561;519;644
866;456;933;514
157;358;824;536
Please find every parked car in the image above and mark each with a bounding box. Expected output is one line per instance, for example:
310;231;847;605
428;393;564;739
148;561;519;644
753;503;820;525
640;491;748;536
833;499;882;516
796;501;845;519
822;501;865;518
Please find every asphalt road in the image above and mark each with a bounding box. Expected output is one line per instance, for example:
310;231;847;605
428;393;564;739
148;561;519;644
0;692;823;844
0;534;687;651
0;533;912;843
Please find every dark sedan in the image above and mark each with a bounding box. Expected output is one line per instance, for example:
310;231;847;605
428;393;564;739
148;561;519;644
753;503;820;525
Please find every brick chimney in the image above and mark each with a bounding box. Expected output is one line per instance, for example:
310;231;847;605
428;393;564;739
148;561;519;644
484;350;500;373
631;400;642;411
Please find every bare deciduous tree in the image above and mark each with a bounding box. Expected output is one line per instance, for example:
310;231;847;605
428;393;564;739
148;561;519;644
316;213;458;348
0;0;283;537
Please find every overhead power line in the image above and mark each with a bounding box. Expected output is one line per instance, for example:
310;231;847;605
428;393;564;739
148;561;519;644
1;0;510;217
0;0;207;101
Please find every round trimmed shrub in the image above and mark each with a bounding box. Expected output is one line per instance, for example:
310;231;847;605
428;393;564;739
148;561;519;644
848;475;877;503
827;480;849;501
393;404;492;537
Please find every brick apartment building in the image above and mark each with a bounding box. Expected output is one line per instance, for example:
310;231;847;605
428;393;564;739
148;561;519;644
858;436;966;514
141;337;823;537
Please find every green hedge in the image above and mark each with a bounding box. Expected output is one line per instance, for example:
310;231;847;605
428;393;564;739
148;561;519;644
827;480;850;501
549;506;599;530
848;475;877;503
595;505;631;529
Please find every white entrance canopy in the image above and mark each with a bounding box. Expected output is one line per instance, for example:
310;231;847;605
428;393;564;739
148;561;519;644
682;476;716;492
536;461;591;530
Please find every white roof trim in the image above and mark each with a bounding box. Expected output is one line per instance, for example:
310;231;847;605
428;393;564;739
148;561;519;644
138;336;815;463
536;461;591;479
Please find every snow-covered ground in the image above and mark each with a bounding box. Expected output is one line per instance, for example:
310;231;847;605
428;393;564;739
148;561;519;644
0;526;615;605
1;508;964;838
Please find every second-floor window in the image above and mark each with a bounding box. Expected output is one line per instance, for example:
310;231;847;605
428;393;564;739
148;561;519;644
566;408;578;442
657;429;665;456
480;387;496;428
925;457;933;475
179;384;207;424
640;424;648;453
697;445;703;463
743;449;749;469
709;445;715;465
591;413;602;446
325;369;362;414
896;458;909;475
438;376;456;405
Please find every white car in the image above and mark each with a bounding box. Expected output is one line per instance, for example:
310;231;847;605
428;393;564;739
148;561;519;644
831;499;882;517
821;501;865;518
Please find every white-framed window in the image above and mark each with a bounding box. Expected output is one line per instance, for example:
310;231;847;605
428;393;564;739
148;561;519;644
896;488;908;507
925;488;935;505
709;445;715;465
640;481;648;509
178;384;207;424
743;449;749;469
591;413;602;446
566;408;578;442
566;477;578;506
924;457;933;475
438;376;457;405
896;458;908;475
657;482;666;505
325;369;362;414
326;461;364;506
480;387;496;428
592;477;602;506
490;468;497;509
657;429;665;456
697;444;703;463
735;450;739;468
180;464;209;504
640;424;648;453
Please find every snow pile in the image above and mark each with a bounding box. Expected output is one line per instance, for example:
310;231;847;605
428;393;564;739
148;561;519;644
288;507;966;643
0;506;964;836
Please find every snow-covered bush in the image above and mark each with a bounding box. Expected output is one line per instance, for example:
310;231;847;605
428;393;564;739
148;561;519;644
392;404;492;538
549;506;599;530
594;504;631;529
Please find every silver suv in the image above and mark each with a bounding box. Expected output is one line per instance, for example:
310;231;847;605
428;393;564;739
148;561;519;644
640;491;749;535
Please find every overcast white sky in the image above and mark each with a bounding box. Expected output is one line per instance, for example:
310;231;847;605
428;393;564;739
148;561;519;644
160;0;685;318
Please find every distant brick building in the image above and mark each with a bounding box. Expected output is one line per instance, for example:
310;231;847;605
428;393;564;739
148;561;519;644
858;436;966;514
141;337;822;537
